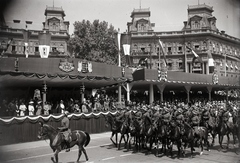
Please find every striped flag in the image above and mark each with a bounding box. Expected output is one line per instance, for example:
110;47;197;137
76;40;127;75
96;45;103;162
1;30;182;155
186;45;202;65
121;33;132;66
158;39;167;65
23;30;31;58
1;38;13;55
207;50;214;73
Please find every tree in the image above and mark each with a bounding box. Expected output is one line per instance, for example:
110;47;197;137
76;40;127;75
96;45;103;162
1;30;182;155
68;19;118;65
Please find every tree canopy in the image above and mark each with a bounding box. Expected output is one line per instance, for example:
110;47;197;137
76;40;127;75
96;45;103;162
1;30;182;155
68;19;119;65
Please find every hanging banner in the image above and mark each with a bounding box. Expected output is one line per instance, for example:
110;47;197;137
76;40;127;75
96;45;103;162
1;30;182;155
38;31;51;58
39;45;50;58
24;42;29;58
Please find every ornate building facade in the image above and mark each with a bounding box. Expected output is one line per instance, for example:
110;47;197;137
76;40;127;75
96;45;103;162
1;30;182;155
127;4;240;81
0;6;70;57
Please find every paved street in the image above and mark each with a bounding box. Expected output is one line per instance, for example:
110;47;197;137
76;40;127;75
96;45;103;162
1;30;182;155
0;132;239;163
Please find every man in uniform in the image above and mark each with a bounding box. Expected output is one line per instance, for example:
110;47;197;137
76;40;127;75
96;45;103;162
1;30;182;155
191;106;200;128
58;111;71;152
201;105;210;128
174;107;185;131
162;106;171;125
142;107;153;125
221;105;231;129
116;106;127;123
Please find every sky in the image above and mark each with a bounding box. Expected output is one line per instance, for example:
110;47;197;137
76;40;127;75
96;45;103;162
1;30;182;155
2;0;240;38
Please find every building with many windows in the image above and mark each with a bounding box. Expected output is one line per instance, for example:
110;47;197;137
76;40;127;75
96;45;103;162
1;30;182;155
0;6;70;57
127;4;240;80
0;3;239;106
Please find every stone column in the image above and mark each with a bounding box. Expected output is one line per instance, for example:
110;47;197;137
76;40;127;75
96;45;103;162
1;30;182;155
206;61;209;75
126;83;133;102
157;83;166;102
149;83;154;104
225;87;229;102
118;84;122;105
206;86;212;101
42;81;47;107
184;85;191;103
80;85;85;103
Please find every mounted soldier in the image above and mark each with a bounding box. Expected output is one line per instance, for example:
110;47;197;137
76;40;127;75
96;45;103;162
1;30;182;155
58;111;71;152
162;106;171;125
201;104;210;128
173;107;185;132
190;106;200;128
142;106;153;125
220;104;231;129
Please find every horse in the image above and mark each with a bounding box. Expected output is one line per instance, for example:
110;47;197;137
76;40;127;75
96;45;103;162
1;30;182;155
192;126;210;155
202;108;218;147
154;119;170;157
128;117;142;151
216;114;236;150
38;122;90;163
118;119;130;150
140;114;155;153
104;114;121;147
181;123;195;158
168;121;184;158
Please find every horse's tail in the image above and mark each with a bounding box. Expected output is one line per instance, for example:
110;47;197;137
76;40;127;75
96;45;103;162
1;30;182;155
84;132;91;147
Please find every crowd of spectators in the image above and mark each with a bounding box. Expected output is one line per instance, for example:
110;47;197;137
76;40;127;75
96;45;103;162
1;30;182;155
0;90;239;117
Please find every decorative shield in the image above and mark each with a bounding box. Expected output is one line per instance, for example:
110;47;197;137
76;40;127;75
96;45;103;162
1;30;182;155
59;59;74;72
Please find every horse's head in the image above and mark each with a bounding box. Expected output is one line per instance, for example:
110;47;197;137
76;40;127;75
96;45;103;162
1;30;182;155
104;115;110;128
37;122;56;140
38;122;47;139
129;121;135;133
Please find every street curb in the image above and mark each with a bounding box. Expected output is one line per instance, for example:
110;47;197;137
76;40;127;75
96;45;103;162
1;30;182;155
0;132;111;152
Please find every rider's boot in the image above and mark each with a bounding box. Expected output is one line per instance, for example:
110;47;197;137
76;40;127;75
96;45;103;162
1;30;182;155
65;140;71;152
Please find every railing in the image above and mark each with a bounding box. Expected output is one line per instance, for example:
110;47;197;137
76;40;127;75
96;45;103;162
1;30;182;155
0;111;116;145
131;29;240;43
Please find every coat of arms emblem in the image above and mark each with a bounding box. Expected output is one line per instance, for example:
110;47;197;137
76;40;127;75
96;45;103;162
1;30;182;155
78;60;92;73
158;67;168;82
212;72;218;84
59;58;74;72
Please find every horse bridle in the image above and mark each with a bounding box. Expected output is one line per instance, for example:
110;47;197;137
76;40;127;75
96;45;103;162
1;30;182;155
38;124;48;140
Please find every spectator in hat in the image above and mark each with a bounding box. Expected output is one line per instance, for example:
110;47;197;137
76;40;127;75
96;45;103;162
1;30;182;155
36;101;43;115
7;100;16;116
28;100;35;116
19;101;27;116
59;100;65;114
73;100;80;113
43;102;50;115
81;98;88;113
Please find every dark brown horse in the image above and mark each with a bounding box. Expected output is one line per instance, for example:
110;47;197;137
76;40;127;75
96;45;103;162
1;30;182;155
140;115;155;153
182;123;195;158
38;122;90;163
168;121;184;158
154;120;170;156
118;120;130;150
128;117;142;151
104;114;122;147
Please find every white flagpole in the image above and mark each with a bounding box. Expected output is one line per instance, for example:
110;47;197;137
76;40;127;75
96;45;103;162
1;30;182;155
117;29;121;67
225;52;227;76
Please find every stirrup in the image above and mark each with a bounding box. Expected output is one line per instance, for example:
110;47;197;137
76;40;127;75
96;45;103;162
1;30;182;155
65;148;70;152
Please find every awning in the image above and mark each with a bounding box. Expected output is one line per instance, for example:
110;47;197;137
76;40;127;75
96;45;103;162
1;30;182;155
226;63;229;68
230;64;234;69
235;65;239;70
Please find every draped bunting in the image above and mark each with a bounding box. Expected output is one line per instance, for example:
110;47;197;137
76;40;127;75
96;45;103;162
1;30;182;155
0;71;126;82
0;111;119;125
